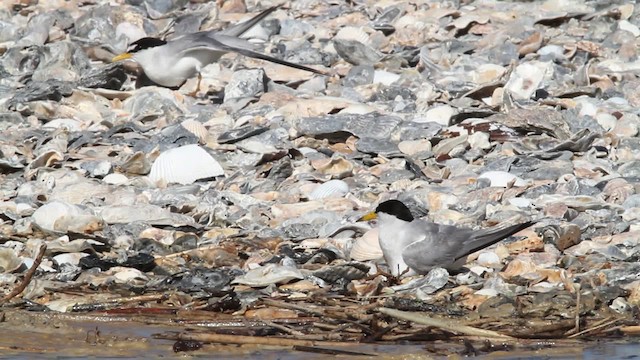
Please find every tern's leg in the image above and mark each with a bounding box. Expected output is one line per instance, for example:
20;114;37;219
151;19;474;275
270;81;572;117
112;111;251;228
186;72;203;98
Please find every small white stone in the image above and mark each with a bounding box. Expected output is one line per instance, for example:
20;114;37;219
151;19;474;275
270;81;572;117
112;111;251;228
476;252;502;268
103;173;129;185
475;288;498;297
508;197;532;208
373;70;400;86
595;113;617;131
398;139;432;155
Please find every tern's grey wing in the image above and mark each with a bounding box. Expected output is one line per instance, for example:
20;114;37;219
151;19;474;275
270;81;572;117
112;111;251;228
174;32;325;75
401;220;473;273
401;220;533;273
220;6;279;37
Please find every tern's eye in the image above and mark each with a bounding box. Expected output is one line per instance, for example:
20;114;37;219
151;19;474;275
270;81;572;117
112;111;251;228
127;37;167;53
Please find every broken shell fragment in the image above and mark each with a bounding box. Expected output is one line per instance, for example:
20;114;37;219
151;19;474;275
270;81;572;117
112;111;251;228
311;156;354;178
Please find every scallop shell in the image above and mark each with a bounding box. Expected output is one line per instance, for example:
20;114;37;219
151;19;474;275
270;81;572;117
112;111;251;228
602;178;634;204
149;144;224;185
335;26;371;46
308;179;350;200
181;119;209;143
350;228;383;261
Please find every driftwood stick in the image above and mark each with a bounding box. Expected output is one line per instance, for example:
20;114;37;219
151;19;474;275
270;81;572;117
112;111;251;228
619;325;640;335
0;243;47;305
379;308;514;339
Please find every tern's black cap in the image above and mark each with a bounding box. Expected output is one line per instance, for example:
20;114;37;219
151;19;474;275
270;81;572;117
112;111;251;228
376;200;414;222
127;37;167;53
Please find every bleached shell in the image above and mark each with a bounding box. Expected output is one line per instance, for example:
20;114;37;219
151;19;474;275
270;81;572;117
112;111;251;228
505;61;553;100
468;131;491;150
310;156;353;178
103;173;129;185
478;171;529;187
107;267;149;284
415;104;455;126
398;139;432;155
181;119;210;143
149;144;224;185
232;263;305;286
472;64;507;84
0;248;22;273
42;118;83;132
32;201;104;233
52;252;89;267
373;70;400;86
476;251;502;268
335;26;371;46
308;180;350;200
350;228;383;261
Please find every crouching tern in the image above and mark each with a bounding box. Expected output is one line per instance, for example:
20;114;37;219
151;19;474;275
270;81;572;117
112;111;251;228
112;5;325;88
360;200;534;277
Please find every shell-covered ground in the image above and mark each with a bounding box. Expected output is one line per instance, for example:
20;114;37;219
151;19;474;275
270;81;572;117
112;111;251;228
1;0;640;356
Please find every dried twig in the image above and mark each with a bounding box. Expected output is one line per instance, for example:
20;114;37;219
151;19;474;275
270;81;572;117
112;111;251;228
567;317;621;338
292;345;376;356
72;294;168;312
262;299;372;334
379;308;514;339
263;320;306;336
0;243;46;305
156;244;224;259
575;285;581;332
154;332;355;347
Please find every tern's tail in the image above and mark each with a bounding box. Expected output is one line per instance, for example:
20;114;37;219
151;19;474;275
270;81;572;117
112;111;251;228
457;220;536;261
220;5;280;37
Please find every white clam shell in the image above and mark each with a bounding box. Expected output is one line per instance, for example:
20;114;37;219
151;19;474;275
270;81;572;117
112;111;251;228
0;248;23;273
149;144;224;185
350;228;383;261
308;179;350;200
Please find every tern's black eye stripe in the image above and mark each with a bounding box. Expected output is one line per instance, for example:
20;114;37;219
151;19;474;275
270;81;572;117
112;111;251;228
128;37;167;53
